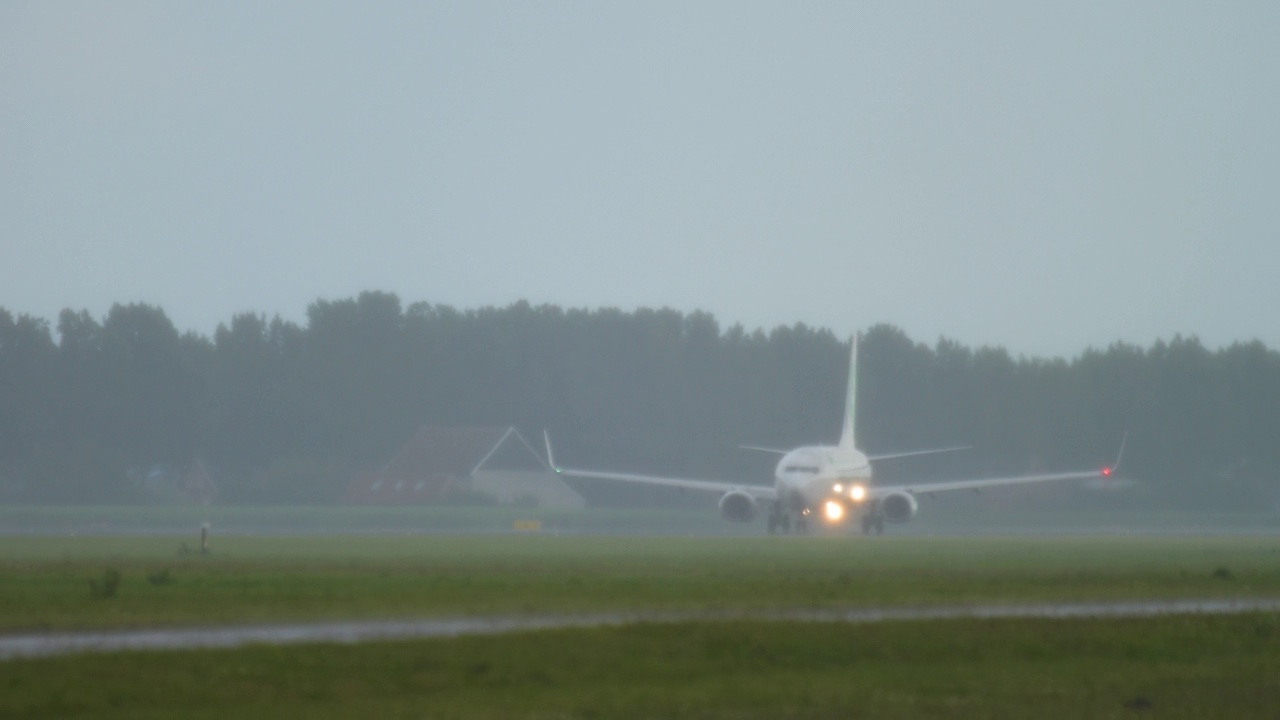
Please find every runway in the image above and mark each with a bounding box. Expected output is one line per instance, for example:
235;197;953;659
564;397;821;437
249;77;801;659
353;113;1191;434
4;597;1279;661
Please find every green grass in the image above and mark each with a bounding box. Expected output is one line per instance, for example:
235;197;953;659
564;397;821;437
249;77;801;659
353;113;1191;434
4;533;1280;718
6;502;1280;537
0;504;735;535
3;534;1279;632
4;614;1280;718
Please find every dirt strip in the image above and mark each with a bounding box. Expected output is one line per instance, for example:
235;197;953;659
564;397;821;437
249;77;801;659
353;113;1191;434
4;597;1279;661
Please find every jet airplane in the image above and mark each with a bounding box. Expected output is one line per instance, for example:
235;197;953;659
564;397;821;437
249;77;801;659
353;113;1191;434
544;337;1124;534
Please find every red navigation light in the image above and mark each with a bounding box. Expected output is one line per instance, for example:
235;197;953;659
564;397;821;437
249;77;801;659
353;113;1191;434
1102;467;1113;477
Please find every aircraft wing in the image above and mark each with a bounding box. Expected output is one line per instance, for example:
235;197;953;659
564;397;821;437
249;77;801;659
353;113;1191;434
869;469;1108;499
543;431;778;500
554;467;780;501
870;435;1126;498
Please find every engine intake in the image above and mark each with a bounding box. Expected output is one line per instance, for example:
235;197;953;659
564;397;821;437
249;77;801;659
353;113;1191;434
718;491;758;523
880;492;918;524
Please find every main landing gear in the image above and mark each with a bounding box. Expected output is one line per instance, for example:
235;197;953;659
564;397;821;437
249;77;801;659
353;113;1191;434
767;510;788;534
860;513;885;536
766;503;810;535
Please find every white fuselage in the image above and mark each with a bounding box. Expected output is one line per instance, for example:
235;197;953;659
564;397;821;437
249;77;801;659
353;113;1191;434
773;445;872;509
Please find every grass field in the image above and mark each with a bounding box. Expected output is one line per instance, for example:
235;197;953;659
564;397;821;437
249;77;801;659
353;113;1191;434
5;502;1280;536
0;504;735;536
3;530;1280;717
2;534;1280;632
4;613;1280;718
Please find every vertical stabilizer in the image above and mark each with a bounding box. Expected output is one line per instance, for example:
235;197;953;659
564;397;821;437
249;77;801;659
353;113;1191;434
839;335;858;450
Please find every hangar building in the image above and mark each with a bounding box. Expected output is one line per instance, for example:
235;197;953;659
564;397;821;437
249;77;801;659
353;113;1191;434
345;426;584;508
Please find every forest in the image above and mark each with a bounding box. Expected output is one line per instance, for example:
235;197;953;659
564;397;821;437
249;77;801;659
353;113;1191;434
1;291;1276;511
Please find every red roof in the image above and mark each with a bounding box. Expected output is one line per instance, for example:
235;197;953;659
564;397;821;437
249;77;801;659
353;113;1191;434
344;426;529;505
383;426;511;478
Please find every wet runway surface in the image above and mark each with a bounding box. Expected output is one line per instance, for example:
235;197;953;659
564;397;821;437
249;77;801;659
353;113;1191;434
4;597;1279;661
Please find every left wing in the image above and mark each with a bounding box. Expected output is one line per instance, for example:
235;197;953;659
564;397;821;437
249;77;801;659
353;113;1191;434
871;435;1127;498
869;469;1106;499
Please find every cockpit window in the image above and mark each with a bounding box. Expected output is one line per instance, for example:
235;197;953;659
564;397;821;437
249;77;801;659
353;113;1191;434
784;465;820;474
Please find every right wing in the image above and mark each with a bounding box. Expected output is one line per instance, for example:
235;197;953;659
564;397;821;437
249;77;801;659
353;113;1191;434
554;466;779;501
545;431;778;501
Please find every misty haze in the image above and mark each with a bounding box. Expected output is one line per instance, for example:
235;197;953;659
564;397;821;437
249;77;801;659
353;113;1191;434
3;2;1278;718
1;295;1276;534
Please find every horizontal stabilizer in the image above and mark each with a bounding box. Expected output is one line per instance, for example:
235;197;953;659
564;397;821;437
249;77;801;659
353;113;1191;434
867;445;971;462
738;445;789;455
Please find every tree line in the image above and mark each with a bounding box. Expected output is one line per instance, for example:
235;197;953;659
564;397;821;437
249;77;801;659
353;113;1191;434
1;292;1276;510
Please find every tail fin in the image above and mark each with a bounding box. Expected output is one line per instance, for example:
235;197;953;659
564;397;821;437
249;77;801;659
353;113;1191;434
839;335;858;450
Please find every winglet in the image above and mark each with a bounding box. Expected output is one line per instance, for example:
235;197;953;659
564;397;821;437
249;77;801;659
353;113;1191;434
542;430;561;473
838;335;858;450
1101;432;1128;477
1112;432;1129;473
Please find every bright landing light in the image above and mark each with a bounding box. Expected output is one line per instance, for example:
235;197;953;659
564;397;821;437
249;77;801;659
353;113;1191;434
849;485;866;502
824;501;845;522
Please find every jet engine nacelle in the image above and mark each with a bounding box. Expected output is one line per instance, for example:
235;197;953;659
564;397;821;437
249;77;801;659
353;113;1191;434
880;491;918;524
718;491;759;523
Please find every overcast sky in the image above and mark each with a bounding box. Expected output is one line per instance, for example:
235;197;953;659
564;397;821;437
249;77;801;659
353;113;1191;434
3;2;1277;358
